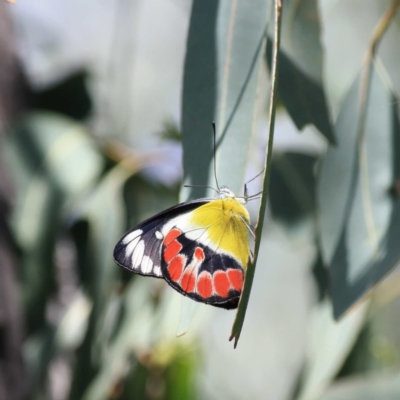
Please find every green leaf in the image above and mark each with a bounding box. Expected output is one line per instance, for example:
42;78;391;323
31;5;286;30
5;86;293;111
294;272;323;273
318;74;362;267
81;275;200;400
318;64;399;319
230;0;282;348
164;347;198;400
69;164;133;399
269;151;317;224
8;112;103;199
267;0;335;144
319;0;400;116
4;112;103;332
298;300;368;400
181;0;269;199
378;10;400;99
180;0;270;336
81;279;157;400
279;0;322;83
318;371;400;400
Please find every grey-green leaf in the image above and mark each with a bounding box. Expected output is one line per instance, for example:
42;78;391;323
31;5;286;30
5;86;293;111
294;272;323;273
267;0;335;144
298;300;368;400
318;371;400;400
180;0;269;333
318;65;399;319
181;0;269;201
4;112;103;331
269;151;317;224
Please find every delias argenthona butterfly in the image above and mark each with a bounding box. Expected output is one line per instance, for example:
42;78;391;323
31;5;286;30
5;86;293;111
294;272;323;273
113;125;258;310
113;185;255;309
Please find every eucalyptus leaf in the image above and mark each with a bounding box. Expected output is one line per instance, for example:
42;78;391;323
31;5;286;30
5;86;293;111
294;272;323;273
298;300;368;400
378;10;400;99
82;277;200;400
180;0;269;332
320;0;398;117
324;65;400;319
318;74;361;267
267;0;335;144
69;164;133;399
181;0;269;200
269;151;317;225
81;279;157;400
318;371;400;400
4;112;103;332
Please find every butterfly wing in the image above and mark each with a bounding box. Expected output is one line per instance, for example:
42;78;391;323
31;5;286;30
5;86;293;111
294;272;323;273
114;197;251;310
113;198;211;278
160;198;250;309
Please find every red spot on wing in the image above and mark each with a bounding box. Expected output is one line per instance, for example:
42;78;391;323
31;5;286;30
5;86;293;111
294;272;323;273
197;271;213;299
227;269;243;292
168;255;185;282
180;267;196;293
164;240;182;264
213;271;230;298
178;247;205;294
164;228;181;246
194;247;205;261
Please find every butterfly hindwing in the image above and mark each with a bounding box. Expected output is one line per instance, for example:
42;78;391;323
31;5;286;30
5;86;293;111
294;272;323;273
161;229;245;309
113;199;211;278
114;195;250;310
159;198;250;309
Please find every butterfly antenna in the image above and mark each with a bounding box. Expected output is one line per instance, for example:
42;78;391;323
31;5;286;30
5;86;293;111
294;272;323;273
243;169;264;199
212;122;220;191
245;169;265;186
247;191;263;198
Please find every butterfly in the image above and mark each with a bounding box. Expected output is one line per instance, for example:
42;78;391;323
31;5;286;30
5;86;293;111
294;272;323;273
113;184;256;309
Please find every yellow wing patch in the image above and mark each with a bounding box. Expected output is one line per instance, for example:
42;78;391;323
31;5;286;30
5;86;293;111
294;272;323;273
189;198;250;268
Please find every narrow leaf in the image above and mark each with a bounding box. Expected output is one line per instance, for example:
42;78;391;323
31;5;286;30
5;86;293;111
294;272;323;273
318;371;400;400
230;0;282;347
4;112;103;332
318;64;400;319
269;151;317;225
298;300;368;400
267;0;335;144
180;0;270;334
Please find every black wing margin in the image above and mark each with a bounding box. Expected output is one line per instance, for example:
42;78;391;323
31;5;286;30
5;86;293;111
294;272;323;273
113;198;211;278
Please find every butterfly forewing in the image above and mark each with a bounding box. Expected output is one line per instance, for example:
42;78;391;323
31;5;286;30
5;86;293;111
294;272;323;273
114;219;164;277
113;199;210;278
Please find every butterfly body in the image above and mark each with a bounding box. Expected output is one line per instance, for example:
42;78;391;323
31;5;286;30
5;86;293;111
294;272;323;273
114;187;250;309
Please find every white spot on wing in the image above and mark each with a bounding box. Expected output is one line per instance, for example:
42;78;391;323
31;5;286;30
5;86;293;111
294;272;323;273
122;229;142;245
141;255;153;274
132;240;144;269
153;265;162;277
125;236;140;258
184;228;209;242
160;213;191;236
155;230;163;240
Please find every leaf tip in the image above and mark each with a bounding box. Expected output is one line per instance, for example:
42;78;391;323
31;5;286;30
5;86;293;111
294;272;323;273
229;331;240;349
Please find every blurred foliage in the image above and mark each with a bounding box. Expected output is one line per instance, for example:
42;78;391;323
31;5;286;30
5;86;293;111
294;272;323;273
3;0;400;400
269;152;317;225
30;71;92;121
159;121;181;142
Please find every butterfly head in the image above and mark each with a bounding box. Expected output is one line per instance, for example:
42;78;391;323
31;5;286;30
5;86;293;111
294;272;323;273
218;186;247;204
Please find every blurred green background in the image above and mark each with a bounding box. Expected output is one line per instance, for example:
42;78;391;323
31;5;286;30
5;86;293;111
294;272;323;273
2;1;400;400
